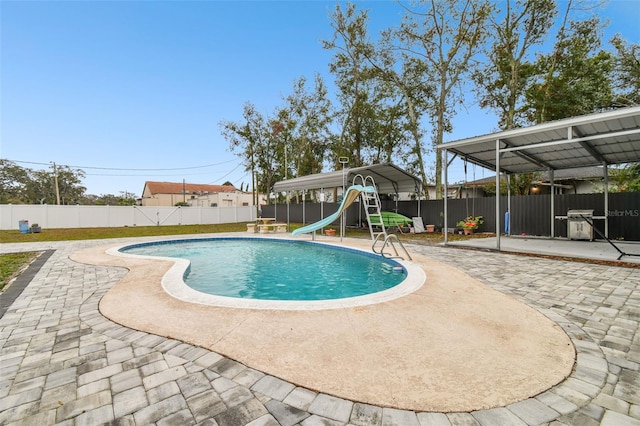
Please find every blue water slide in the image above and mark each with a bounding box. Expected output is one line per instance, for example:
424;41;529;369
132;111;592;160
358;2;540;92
292;185;373;236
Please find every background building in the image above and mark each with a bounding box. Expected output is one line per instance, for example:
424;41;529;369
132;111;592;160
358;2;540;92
140;181;255;207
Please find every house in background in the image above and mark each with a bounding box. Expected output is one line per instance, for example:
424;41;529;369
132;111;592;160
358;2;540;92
530;166;612;194
141;181;257;207
457;166;613;197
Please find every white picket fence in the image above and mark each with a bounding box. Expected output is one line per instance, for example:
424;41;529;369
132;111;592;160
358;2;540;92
0;204;257;230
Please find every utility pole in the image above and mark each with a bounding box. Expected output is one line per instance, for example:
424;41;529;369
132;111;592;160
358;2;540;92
52;162;61;205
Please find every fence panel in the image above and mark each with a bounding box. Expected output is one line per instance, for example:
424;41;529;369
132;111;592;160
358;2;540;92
607;193;640;240
218;207;240;224
179;207;204;225
0;205;256;230
77;205;135;228
262;192;640;241
2;205;51;229
78;205;109;228
510;195;551;236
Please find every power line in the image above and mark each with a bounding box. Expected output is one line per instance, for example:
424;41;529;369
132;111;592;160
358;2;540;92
84;172;218;177
5;159;237;171
207;163;244;184
233;173;249;187
4;157;248;189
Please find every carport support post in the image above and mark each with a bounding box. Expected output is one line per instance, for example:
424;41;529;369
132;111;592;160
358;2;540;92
604;162;609;238
416;182;421;217
495;140;501;251
550;169;555;238
507;174;511;236
321;187;324;223
286;191;290;232
443;149;449;245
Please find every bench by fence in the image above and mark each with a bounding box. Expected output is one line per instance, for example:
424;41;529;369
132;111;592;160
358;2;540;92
247;223;287;233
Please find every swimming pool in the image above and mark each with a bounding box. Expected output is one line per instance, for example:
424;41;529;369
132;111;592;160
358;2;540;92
109;236;425;310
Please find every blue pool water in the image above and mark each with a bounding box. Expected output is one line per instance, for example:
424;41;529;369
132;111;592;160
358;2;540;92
120;238;407;301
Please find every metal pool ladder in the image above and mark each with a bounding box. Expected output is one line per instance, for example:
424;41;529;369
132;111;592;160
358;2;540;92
353;174;412;261
373;233;412;261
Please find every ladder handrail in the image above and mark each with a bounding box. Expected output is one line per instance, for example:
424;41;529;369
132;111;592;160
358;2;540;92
378;234;413;261
352;174;412;261
372;233;389;255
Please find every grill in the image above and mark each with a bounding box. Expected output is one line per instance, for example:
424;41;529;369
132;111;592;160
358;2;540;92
567;209;594;241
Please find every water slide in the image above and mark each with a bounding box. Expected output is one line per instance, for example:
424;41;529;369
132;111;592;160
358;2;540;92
292;185;370;236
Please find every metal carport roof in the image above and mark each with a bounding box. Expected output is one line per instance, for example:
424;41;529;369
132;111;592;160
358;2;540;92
438;105;640;252
439;105;640;174
272;163;423;195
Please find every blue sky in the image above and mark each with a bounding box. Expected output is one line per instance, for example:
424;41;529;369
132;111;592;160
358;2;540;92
2;1;639;197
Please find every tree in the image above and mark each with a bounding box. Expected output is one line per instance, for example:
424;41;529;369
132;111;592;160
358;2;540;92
323;3;379;168
280;74;333;179
482;172;541;195
26;165;86;205
362;77;414;166
0;160;86;204
220;102;282;204
372;25;435;194
524;16;614;123
395;0;493;198
90;193;136;206
610;35;640;107
474;0;556;130
221;75;335;205
611;163;640;192
324;3;430;194
0;159;30;203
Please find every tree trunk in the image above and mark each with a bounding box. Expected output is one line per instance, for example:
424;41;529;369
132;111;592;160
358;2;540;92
435;79;447;200
404;91;430;199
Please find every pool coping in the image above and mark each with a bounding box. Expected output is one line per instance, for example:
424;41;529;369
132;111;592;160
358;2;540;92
106;235;426;311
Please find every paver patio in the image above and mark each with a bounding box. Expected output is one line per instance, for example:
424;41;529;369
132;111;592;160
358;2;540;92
1;235;639;425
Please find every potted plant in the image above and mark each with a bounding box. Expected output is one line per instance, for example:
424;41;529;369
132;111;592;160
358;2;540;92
456;216;484;235
325;228;336;236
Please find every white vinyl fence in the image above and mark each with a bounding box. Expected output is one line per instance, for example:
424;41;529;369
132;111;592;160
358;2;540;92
0;204;257;230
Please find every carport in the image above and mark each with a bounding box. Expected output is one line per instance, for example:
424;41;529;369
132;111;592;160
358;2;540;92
438;105;640;253
271;163;423;231
273;163;423;196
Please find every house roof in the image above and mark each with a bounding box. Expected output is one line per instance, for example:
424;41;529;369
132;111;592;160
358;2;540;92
439;105;640;175
144;181;237;195
272;163;423;194
466;166;610;186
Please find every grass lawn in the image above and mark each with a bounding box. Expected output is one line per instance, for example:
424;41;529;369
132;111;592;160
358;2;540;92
0;223;248;244
0;223;244;290
0;252;40;291
0;222;490;290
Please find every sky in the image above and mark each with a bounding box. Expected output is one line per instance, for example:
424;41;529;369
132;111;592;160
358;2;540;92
2;0;639;197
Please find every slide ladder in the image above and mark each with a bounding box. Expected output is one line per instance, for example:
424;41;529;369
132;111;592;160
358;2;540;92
354;175;386;242
353;175;412;261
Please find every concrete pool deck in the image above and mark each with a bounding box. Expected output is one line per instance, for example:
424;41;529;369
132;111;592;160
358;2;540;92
72;236;574;412
1;233;640;425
